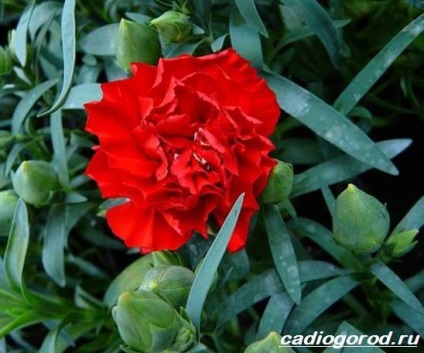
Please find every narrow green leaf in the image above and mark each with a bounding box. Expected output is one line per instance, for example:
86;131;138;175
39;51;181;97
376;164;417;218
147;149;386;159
256;292;293;339
211;34;228;52
11;80;58;133
50;111;69;187
283;0;343;67
39;324;61;353
235;0;267;36
288;218;363;270
266;74;398;175
264;206;301;304
230;10;263;69
291;140;412;196
0;311;44;338
38;0;76;117
80;24;119;56
285;276;358;334
321;183;336;218
217;261;349;326
277;20;350;49
393;195;424;234
14;1;35;67
370;260;424;314
323;321;385;352
28;1;62;39
62;83;102;109
334;13;424;115
42;204;67;287
186;193;244;331
4;199;29;292
391;300;424;337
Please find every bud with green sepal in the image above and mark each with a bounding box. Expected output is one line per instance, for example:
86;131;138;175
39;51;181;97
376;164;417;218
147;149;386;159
0;190;19;236
139;265;194;309
260;160;294;205
152;250;184;267
150;10;192;43
112;290;196;353
381;229;419;259
0;46;13;75
117;19;161;71
12;160;60;207
333;184;390;254
245;331;295;353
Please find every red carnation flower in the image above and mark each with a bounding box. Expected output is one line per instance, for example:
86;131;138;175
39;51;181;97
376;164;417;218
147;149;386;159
85;48;280;253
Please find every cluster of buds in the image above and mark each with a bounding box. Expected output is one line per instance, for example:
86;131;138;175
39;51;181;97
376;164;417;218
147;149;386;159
112;260;196;353
332;184;418;259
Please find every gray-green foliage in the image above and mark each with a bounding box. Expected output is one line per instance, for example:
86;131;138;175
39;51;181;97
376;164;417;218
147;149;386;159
0;0;423;352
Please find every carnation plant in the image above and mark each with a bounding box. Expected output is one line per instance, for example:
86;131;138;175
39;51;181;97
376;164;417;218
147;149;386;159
0;0;423;352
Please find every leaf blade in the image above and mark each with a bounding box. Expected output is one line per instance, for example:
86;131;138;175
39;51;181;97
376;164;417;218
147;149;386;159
4;199;30;292
267;74;399;175
334;13;424;115
264;205;301;304
186;193;244;331
38;0;76;116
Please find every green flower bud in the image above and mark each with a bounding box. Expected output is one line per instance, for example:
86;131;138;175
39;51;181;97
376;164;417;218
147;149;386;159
171;309;196;352
245;332;295;353
117;19;161;71
152;250;184;267
112;290;194;353
0;190;19;236
383;229;418;258
260;160;294;204
139;265;194;309
0;46;13;75
12;160;60;206
333;184;390;253
150;11;192;43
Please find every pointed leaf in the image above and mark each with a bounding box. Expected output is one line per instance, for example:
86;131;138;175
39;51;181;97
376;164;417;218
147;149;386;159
38;0;76;116
42;204;67;287
50;111;69;187
11;80;58;133
264;205;301;304
283;0;344;67
62;83;102;109
291;140;411;196
256;292;293;339
334;13;424;115
266;74;398;175
230;10;263;68
235;0;267;36
4;199;29;292
370;260;424;314
285;276;358;334
186;193;244;331
14;2;35;67
393;195;424;234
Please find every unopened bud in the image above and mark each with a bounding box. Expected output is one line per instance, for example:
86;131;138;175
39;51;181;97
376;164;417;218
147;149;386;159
12;160;60;206
383;229;418;258
0;190;19;236
117;19;161;71
0;46;13;75
112;290;195;353
139;265;194;309
260;160;293;204
150;10;192;43
333;184;390;253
